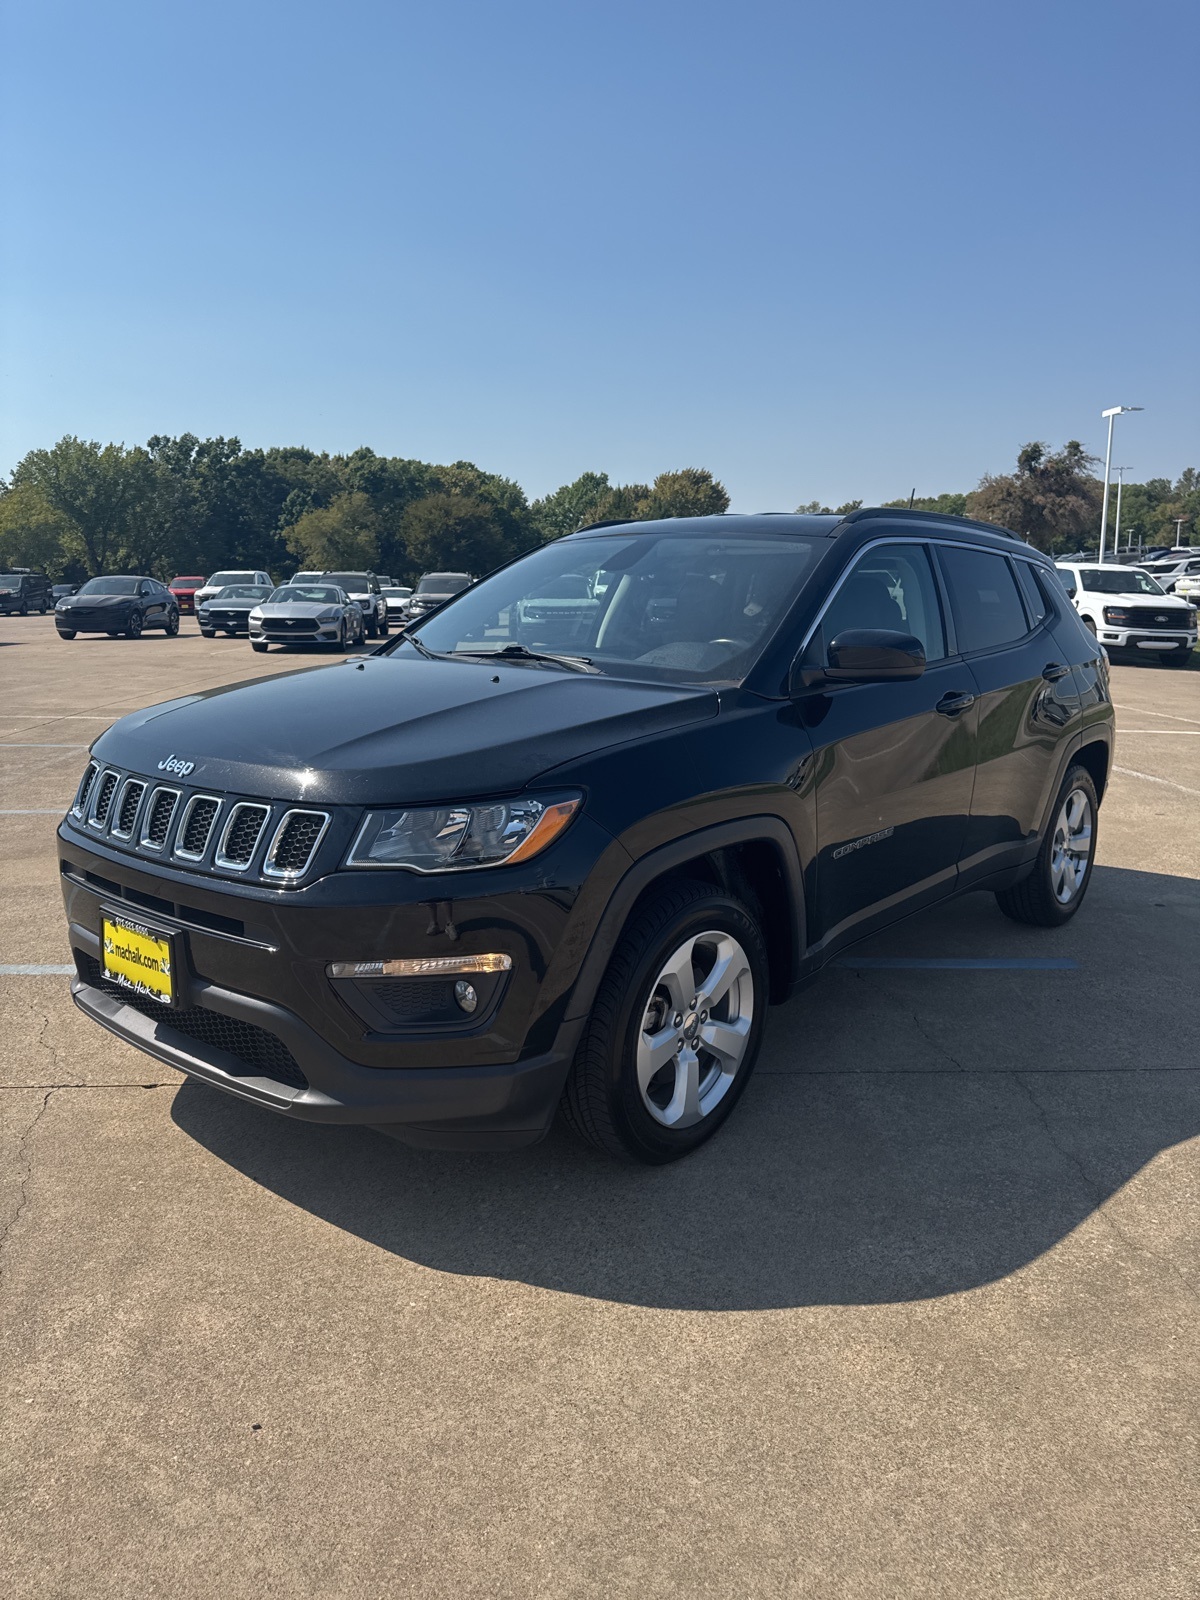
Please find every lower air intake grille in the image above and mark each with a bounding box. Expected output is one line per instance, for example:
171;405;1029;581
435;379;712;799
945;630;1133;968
143;788;178;849
79;955;308;1091
218;803;269;867
114;780;145;836
265;810;329;878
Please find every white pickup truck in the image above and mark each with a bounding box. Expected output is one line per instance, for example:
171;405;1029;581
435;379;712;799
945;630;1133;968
1054;562;1196;668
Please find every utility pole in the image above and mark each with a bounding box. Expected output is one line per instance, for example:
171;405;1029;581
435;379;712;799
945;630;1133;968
1175;515;1188;548
1113;467;1127;556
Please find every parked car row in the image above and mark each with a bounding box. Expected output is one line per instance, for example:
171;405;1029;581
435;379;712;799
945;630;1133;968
1054;562;1197;667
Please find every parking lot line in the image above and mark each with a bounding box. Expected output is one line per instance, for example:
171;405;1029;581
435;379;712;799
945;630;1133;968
1118;730;1200;735
0;964;74;975
0;742;91;748
834;957;1078;970
1114;764;1200;798
1113;702;1200;727
0;809;63;815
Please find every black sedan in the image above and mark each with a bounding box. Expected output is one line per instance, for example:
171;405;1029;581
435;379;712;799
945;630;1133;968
198;584;274;637
55;577;180;640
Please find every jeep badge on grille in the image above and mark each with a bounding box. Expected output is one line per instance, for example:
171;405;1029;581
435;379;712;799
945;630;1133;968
157;754;196;777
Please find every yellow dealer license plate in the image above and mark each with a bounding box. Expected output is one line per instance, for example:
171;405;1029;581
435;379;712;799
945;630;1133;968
102;912;175;1006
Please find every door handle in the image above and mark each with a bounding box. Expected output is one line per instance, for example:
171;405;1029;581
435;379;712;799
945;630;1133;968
936;691;976;716
1041;662;1071;682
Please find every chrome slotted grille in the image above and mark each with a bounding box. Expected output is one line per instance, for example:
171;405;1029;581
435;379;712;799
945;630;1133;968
141;787;180;851
175;795;221;861
263;810;330;880
112;778;146;839
215;803;270;870
67;760;333;887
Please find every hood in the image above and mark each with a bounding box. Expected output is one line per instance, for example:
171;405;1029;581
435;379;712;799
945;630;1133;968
1106;590;1191;608
90;654;718;805
61;592;133;608
255;600;340;617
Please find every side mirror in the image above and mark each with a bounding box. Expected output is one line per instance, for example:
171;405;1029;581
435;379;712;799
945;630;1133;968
825;629;925;681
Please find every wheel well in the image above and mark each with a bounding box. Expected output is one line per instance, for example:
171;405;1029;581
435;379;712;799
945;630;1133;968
630;840;797;1004
1072;740;1109;803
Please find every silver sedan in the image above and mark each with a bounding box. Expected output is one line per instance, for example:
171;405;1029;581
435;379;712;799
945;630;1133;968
248;584;366;652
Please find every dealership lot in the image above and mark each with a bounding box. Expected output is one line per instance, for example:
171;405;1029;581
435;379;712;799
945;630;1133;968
2;616;1198;1598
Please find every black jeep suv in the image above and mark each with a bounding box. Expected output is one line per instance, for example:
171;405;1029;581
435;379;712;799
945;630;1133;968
59;510;1114;1163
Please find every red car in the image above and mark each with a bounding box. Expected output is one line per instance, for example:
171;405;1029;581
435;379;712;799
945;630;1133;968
168;576;206;614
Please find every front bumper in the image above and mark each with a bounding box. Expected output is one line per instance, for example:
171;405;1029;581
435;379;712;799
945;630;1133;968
250;623;344;644
58;817;615;1148
1097;628;1196;652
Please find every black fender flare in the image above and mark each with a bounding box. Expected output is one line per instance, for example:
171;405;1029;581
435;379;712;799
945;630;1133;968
562;815;806;1024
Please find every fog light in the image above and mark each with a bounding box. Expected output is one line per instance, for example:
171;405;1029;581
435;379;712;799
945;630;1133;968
454;980;478;1013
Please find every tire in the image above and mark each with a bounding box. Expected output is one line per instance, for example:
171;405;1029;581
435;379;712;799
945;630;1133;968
251;641;268;653
561;879;769;1164
19;601;28;616
38;600;48;614
1082;617;1097;635
337;620;350;652
1163;648;1193;669
378;610;389;636
995;765;1099;928
165;610;180;636
365;614;379;639
200;628;215;638
126;612;143;639
58;630;76;640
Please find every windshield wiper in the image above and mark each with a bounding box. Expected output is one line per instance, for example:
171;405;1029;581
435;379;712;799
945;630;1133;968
450;643;600;674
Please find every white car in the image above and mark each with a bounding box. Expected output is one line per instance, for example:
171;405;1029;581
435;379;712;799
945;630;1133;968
1139;554;1200;594
290;571;390;638
1054;562;1196;668
194;569;273;608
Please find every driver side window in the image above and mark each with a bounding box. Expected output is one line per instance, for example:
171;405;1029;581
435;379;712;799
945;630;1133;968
818;543;947;663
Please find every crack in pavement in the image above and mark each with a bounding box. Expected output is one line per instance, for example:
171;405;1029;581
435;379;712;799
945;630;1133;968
852;968;969;1071
1011;1070;1200;1308
0;1089;54;1287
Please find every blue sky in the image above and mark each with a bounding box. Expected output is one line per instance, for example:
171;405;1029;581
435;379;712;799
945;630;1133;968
1;0;1196;509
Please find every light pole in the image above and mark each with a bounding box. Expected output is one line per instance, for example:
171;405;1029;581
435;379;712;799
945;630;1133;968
1098;405;1143;562
1113;466;1128;555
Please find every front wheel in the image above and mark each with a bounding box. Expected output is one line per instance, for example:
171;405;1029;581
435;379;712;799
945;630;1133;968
377;610;389;636
1163;648;1193;669
200;628;216;638
995;765;1099;927
19;601;28;616
165;610;180;635
126;612;143;639
58;629;76;640
251;641;268;653
337;620;350;652
561;879;769;1164
39;600;48;614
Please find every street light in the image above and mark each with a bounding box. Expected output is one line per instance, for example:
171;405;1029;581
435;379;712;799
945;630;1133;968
1098;405;1143;562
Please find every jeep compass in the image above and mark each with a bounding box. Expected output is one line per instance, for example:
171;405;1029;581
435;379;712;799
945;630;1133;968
59;510;1114;1163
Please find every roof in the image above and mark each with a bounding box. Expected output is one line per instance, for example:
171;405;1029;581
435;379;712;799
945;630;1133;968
572;508;1027;546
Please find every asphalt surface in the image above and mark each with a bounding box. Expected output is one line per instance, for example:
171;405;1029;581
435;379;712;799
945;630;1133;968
2;616;1197;1599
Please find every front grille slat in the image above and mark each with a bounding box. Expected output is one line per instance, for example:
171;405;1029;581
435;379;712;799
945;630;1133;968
263;809;330;880
141;787;180;851
175;795;221;861
1120;606;1189;629
79;955;308;1091
215;803;270;870
73;761;99;817
112;779;146;838
89;770;119;829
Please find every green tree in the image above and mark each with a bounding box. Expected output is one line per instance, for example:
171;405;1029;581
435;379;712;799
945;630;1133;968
642;468;730;519
882;492;968;516
0;482;78;577
967;441;1102;552
401;493;520;578
284;492;381;570
11;436;157;574
530;471;613;540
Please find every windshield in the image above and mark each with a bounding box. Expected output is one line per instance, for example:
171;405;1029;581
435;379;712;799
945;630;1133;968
214;585;272;601
383;587;411;598
78;577;140;596
416;574;470;594
170;576;205;586
407;534;820;683
1078;567;1166;596
320;572;370;591
208;571;255;586
268;585;344;605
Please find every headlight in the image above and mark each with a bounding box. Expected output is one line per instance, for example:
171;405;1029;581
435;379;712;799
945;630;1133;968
317;608;342;621
1103;607;1129;624
249;609;263;622
346;795;581;871
1187;608;1197;627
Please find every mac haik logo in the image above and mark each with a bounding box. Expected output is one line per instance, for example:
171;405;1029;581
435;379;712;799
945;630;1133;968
157;754;196;778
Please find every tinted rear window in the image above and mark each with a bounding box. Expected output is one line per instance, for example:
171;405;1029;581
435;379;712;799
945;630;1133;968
939;547;1029;653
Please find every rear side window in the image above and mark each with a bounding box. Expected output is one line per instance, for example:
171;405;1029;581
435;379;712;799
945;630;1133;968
1013;561;1049;627
938;547;1029;653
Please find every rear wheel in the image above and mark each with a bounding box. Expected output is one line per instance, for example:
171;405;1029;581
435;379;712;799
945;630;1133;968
995;765;1099;927
561;879;769;1164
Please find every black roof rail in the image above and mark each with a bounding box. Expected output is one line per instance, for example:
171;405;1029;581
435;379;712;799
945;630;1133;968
838;506;1025;542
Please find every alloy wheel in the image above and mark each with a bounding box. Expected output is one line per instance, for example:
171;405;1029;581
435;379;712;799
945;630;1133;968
1050;788;1092;904
636;929;754;1129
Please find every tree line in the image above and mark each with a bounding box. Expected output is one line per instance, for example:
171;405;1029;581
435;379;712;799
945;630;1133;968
0;433;1194;584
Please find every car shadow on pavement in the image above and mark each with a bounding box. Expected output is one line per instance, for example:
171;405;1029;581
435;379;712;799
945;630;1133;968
171;865;1200;1311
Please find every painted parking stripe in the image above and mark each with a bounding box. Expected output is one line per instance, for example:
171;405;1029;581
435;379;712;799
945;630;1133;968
1113;765;1200;798
835;957;1078;970
0;742;90;748
1119;730;1200;735
0;809;63;814
1113;703;1200;727
0;964;74;975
